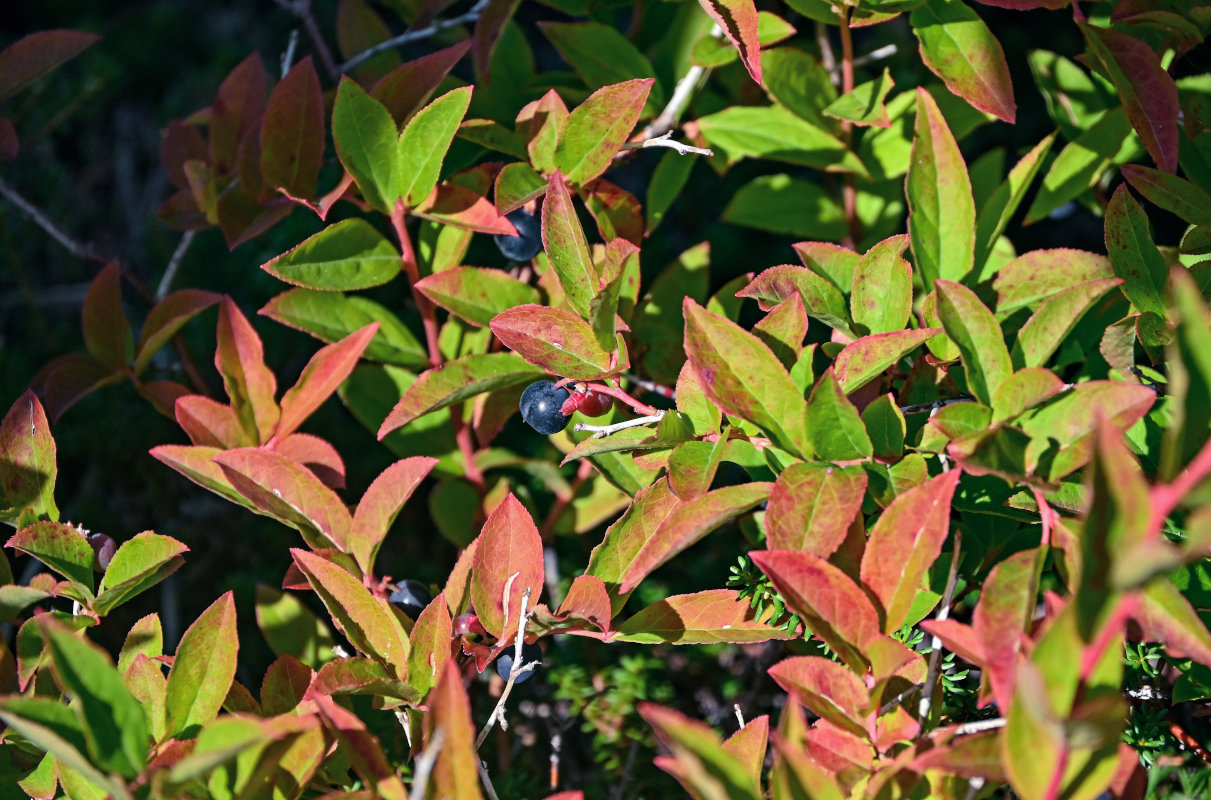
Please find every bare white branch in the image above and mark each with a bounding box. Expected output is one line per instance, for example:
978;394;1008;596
340;0;490;74
476;587;540;748
573;411;665;439
733;704;745;729
155;230;196;301
407;727;445;800
621;131;713;157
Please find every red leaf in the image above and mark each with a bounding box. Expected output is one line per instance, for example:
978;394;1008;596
134;289;221;376
556;575;612;634
261;56;324;199
834;329;940;394
276;323;378;441
585;478;681;613
919;617;986;669
215;297;280;443
271;432;347;489
616;589;795;644
214;448;353;551
619;484;772;594
1135;578;1211;665
160;121;208;190
766;464;866;558
427;661;483;800
723;715;769;785
260;655;314;716
584;178;644;245
413;183;516;234
696;0;762;85
134;379;192;419
470;494;544;639
174;395;248;449
768;656;870;738
311;692;408;800
0;30;100;103
972;547;1042;711
350;456;438;573
372;41;472;124
148;444;253;510
1081;24;1179;173
209;53;267;174
859;470;960;633
37;353;123;422
82;263;132;372
490;305;620;380
751;549;882;671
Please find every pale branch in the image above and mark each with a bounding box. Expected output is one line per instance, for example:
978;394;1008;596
155;230;196;301
621;131;713;157
852;43;898;70
340;0;490;73
919;529;962;724
407;727;444;800
638;25;718;141
733;704;745;729
476;588;540;748
899;395;975;415
952;718;1006;736
280;28;300;77
272;0;340;80
477;758;502;800
573;411;665;438
0;176;109;264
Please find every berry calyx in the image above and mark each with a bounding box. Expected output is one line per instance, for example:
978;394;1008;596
520;380;571;434
493;208;542;262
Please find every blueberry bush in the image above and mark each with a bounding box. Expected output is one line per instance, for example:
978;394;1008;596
2;0;1211;798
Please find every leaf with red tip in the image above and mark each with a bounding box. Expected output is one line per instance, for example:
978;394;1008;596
586;478;681;613
427;661;483;800
851;235;912;335
584;179;644;245
261;56;324;198
683;298;808;458
134;290;221;376
696;0;762;84
216;297;280;443
834;329;940;394
555;79;654;186
209;53;267;174
0;30;100;103
82;263;133;372
471;494;544;639
413;183;517;234
619;483;772;593
276;323;378;440
936;280;1012;405
271;432;346;489
971;547;1042;710
556;575;613;634
407;592;453;699
542;171;598;318
313;657;416;701
7;522;94;591
723;715;769;786
641;702;763;800
0;391;59;524
907;88;975;288
293;549;411;671
994;248;1115;313
860;471;960;633
1105;184;1168;318
149;444;256;511
1121;164;1211;227
490;305;622;380
377;352;543;437
615;589;793;644
751;549;881;671
350;456;437;573
911;0;1015;122
1081;24;1179;173
768;656;870;738
213;448;352;551
372;41;472;124
766;463;866;557
165;591;238;738
737;265;854;337
311;693;408;800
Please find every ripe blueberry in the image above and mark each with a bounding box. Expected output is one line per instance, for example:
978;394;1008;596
520;380;571;435
388;579;431;619
86;532;116;571
495;641;543;683
709;461;751;491
493;208;542;262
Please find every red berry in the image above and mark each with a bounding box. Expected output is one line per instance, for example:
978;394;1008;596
577;391;613;418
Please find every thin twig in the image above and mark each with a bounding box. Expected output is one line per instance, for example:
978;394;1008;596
155;230;196;301
852;43;898;70
919;529;962;724
408;727;445;800
621;131;713;157
733;704;745;729
340;0;490;73
952;717;1006;735
899;395;975;415
476;588;539;747
273;0;339;81
280;29;300;77
477;759;501;800
573;412;665;438
0;176;109;264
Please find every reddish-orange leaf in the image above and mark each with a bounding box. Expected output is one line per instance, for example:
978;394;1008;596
261;56;324;199
260;654;314;716
427;661;483;800
802;720;874;774
413;183;517;234
556;575;612;634
723;715;769;786
834;329;940;394
768;656;870;738
209;53;267;174
148;444;252;510
470;494;544;640
766;464;866;557
490;304;619;380
350;456;437;573
696;0;762;84
134;289;221;376
584;178;644;245
372;41;472;124
972;547;1042;712
276;323;378;441
860;470;960;633
615;589;795;644
751;549;882;671
919;617;986;667
586;478;681;613
0;30;100;103
175;395;246;449
215;297;280;443
270;432;346;489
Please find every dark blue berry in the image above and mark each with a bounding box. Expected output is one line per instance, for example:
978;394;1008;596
493;208;543;262
709;461;751;490
495;641;542;683
520;380;571;435
388;579;431;619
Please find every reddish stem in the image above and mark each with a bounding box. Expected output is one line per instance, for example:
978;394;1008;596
391;201;442;369
1078;593;1137;685
578;383;661;416
540;460;594;539
1148;435;1211;538
453;406;484;491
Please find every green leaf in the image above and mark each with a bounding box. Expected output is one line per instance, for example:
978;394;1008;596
994;248;1115;313
683;299;809;458
738;264;854;338
0;697;120;796
1012;278;1122;369
907;87;975;287
6;521;94;591
936;280;1012;405
805;369;872;461
540;23;663;111
1161;270;1211;480
974;133;1054;274
260;288;428;368
823;67;894;127
415;266;541;327
862;394;906;459
760;46;837;130
489;305;622;380
911;0;1015;122
94;532;188;617
696;105;868;175
255;583;336;671
1105;184;1168;316
722;174;847;240
396;87;471;208
851;234;911;335
41;619;148;778
555;79;654;186
542;171;598;318
332;77;399;213
0;390;59;524
261;218;401;291
165;591;238;738
1024;108;1133;224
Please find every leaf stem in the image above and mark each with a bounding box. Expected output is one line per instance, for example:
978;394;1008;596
391;200;442;369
